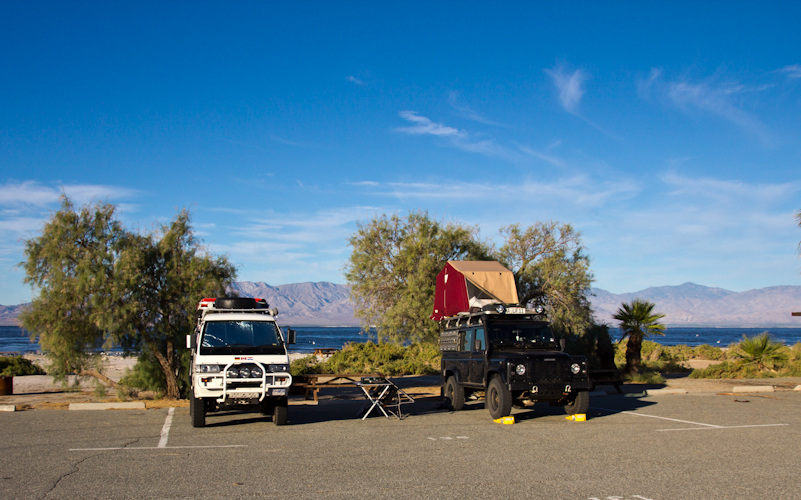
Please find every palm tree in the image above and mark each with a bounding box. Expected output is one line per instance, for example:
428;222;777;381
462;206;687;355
613;299;666;375
732;332;788;371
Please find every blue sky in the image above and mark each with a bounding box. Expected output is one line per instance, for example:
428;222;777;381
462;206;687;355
2;1;801;305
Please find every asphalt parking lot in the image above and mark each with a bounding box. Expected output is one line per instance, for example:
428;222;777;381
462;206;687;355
2;388;800;500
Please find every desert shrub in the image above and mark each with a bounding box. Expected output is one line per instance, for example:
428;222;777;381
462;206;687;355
292;342;440;377
689;361;768;379
640;358;691;374
0;356;46;376
615;340;690;373
290;355;324;376
692;344;725;360
730;332;788;369
786;342;801;362
119;348;191;398
625;369;665;384
689;336;801;379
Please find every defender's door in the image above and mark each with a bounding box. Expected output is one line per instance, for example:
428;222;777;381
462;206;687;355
468;327;486;386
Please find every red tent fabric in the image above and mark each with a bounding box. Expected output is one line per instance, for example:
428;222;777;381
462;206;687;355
430;261;519;321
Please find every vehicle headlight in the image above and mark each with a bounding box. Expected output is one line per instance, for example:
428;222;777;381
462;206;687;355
239;366;251;378
570;363;581;374
268;364;288;373
534;305;545;314
515;364;526;376
198;364;221;373
250;367;263;378
227;367;239;378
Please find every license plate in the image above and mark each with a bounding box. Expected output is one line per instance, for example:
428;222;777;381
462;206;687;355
271;388;286;396
507;307;525;314
227;391;258;399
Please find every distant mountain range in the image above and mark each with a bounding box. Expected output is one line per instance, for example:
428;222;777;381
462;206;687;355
229;281;357;326
3;281;801;327
591;282;801;327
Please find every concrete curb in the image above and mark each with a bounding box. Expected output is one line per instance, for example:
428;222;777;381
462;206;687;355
0;404;16;412
645;388;688;396
69;402;146;410
732;386;774;393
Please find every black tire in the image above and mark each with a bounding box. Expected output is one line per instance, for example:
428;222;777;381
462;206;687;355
486;376;512;419
564;391;589;415
190;393;206;428
273;399;288;426
444;376;465;411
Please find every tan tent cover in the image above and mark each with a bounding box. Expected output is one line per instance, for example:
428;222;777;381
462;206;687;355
447;261;519;304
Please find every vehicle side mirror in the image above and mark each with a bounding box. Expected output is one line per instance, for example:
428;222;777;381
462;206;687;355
287;329;296;345
186;334;196;349
474;339;482;351
560;338;566;352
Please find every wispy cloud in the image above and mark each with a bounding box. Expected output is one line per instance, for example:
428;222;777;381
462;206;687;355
447;92;505;126
346;75;366;86
545;64;587;113
269;135;315;147
352;177;638;208
516;144;565;167
639;69;774;145
395;111;518;161
396;111;463;137
0;181;138;208
779;64;801;79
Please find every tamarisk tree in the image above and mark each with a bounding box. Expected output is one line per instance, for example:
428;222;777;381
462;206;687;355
345;211;490;343
20;197;235;399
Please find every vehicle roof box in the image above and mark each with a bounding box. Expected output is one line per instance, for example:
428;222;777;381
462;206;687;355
430;261;519;321
211;297;267;309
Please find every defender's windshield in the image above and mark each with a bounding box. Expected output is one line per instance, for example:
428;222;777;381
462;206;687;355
488;322;558;348
200;321;283;355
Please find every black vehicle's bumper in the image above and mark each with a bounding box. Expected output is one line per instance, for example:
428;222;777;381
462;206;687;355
509;379;591;396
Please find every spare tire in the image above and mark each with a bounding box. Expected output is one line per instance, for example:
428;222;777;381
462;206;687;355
215;297;263;309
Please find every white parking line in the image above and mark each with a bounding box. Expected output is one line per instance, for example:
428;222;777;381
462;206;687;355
158;407;175;448
68;407;250;451
656;424;788;432
593;407;789;432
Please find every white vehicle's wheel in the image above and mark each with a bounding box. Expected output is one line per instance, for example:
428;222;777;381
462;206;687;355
273;403;288;426
190;393;206;428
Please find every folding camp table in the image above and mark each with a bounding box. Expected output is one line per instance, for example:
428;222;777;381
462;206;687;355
357;377;415;420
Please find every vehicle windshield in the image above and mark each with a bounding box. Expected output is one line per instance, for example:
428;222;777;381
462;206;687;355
488;322;558;348
200;320;283;355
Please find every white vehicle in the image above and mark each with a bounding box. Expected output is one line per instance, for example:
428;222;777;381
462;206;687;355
187;297;296;427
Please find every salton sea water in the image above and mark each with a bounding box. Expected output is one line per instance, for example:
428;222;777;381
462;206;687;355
3;324;801;355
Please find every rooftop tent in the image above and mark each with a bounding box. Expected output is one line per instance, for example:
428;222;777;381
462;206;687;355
430;261;519;321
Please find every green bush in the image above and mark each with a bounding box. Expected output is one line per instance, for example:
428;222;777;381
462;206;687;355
692;344;725;360
689;334;801;379
0;356;46;376
625;369;665;384
291;341;440;377
119;348;192;398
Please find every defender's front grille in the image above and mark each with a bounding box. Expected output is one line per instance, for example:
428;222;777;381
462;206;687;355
529;359;570;381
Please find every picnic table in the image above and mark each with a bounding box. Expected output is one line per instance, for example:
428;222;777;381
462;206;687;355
292;374;415;419
293;374;379;402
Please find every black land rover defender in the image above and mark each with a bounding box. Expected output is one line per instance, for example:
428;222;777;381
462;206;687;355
440;305;590;419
